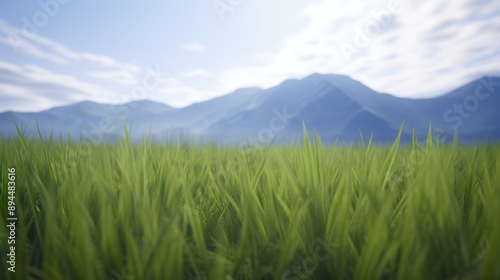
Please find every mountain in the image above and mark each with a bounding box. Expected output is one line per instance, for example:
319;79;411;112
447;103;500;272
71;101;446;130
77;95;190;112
403;77;500;142
202;74;500;144
1;74;499;145
0;100;175;139
205;74;412;144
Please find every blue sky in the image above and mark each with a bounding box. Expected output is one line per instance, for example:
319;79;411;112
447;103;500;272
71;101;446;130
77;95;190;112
0;0;499;112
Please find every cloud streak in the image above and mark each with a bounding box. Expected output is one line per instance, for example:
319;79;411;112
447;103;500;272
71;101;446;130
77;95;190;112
0;19;212;111
0;19;142;72
0;61;114;112
183;69;213;78
217;0;500;98
0;0;499;111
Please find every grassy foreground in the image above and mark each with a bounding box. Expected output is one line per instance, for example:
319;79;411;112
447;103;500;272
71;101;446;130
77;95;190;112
1;129;500;280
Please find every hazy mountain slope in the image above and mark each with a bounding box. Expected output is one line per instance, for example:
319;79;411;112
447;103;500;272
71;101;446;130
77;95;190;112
1;74;499;144
205;74;406;143
0;100;175;139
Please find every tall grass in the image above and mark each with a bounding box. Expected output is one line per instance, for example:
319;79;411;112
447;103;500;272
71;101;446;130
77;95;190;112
0;128;499;280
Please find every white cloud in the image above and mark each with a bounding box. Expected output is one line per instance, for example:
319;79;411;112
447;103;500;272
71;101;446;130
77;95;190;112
180;43;207;53
217;0;500;98
87;70;139;86
0;36;69;64
0;19;151;111
0;19;141;73
148;79;217;108
0;82;36;98
0;61;115;112
183;69;214;78
1;0;499;112
150;87;216;108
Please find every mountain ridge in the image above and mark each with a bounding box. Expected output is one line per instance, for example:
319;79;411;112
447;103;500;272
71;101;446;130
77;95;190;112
1;73;499;144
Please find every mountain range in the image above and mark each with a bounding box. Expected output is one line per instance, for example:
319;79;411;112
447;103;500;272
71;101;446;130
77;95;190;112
1;73;499;145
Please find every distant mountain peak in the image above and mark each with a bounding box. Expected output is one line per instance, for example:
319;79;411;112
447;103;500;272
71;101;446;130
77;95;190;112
1;74;499;144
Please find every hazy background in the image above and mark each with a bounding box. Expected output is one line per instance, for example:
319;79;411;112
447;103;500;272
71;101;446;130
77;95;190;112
0;0;499;112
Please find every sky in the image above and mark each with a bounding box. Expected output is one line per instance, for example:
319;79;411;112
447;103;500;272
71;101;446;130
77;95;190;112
0;0;499;112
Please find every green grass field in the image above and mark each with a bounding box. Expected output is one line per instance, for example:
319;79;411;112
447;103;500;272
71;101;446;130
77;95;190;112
1;128;499;280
